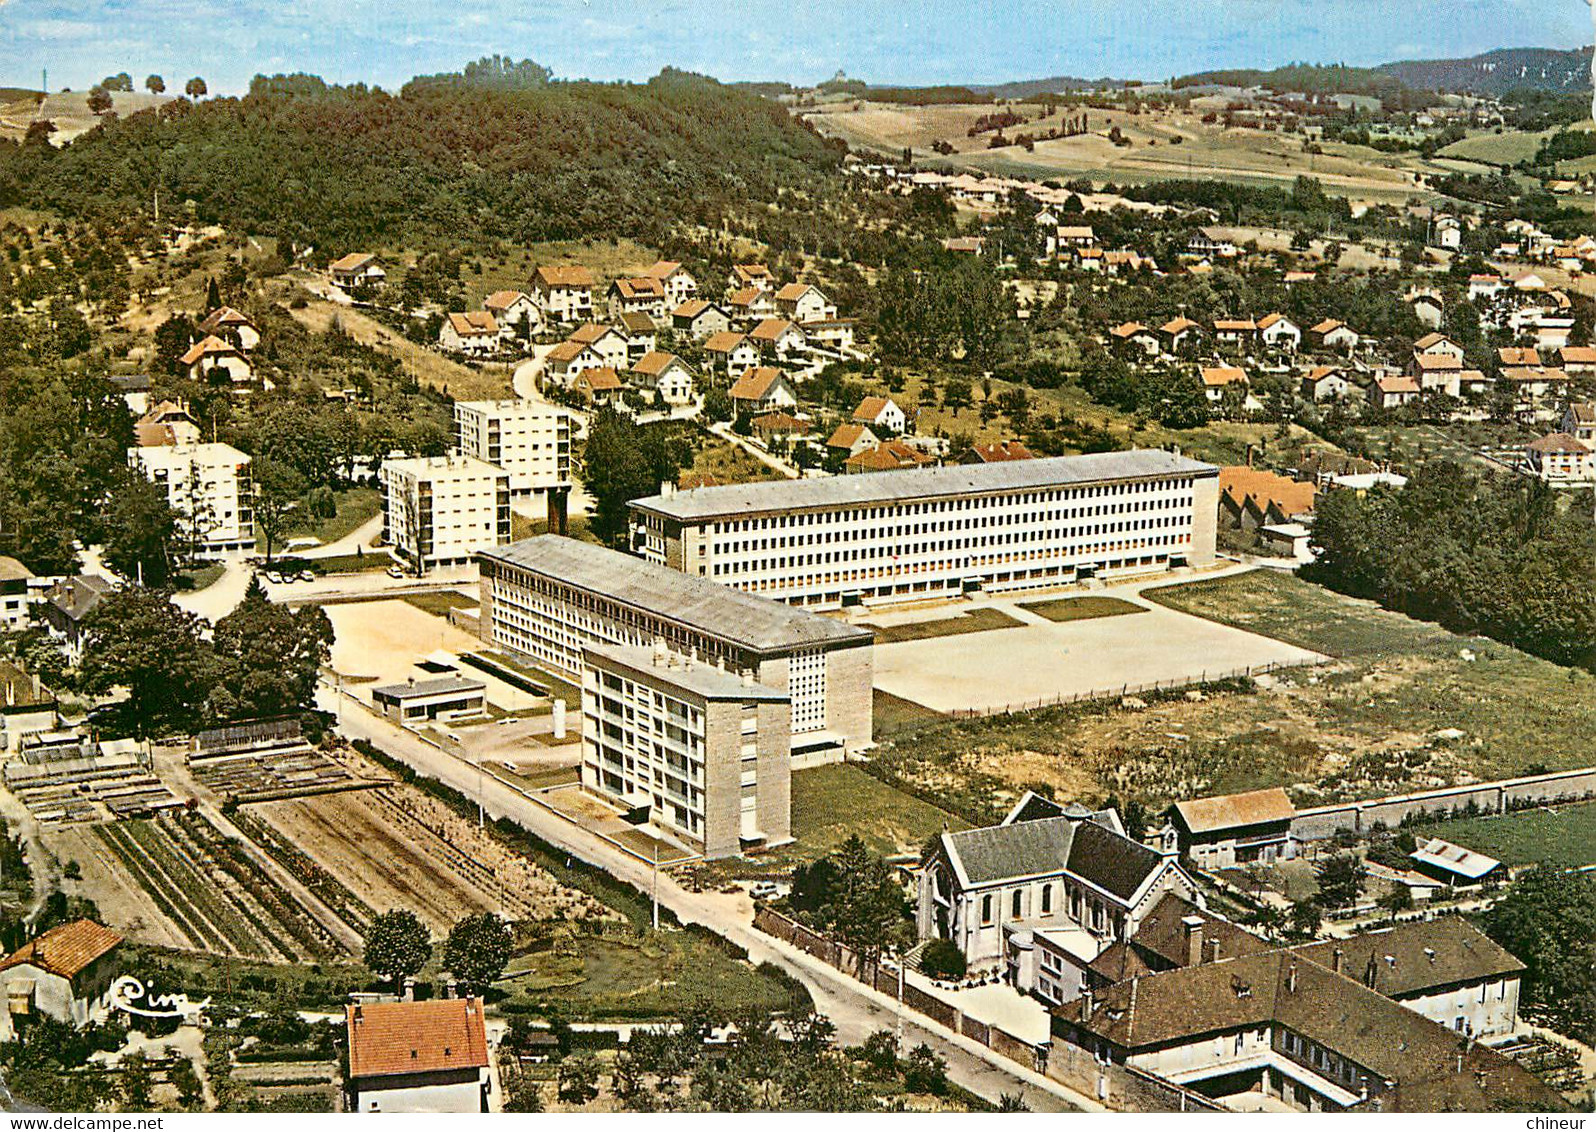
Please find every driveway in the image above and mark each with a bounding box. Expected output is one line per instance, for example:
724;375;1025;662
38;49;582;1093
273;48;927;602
707;420;802;480
173;558;256;623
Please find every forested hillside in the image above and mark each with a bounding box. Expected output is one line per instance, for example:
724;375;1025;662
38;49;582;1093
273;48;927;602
0;63;844;254
1379;46;1593;96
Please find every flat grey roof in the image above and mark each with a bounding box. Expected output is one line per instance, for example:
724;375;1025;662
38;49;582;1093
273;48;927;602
584;644;788;702
478;536;872;655
371;676;486;700
629;450;1218;522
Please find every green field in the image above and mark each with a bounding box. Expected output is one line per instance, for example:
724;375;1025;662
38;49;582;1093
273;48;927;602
864;607;1025;644
281;486;380;547
1413;802;1596;870
1437;127;1557;166
1018;595;1145;623
872;689;945;738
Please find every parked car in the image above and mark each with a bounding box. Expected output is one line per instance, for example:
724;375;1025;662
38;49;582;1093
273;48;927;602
297;570;315;582
386;564;405;579
749;882;780;900
265;571;284;584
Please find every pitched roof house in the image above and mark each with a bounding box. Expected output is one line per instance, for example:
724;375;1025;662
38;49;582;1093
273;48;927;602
844;440;935;473
729;366;797;412
825;423;878;457
346;998;490;1113
0;919;122;1037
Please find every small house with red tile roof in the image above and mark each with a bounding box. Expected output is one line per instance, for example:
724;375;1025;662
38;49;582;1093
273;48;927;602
825;422;878;458
1212;317;1257;349
1497;346;1541;368
1169;787;1297;867
774;283;836;324
641;260;698;306
179;334;252;384
1408;350;1463;394
752;411;806;440
1109;321;1159;357
197;306;260;351
729;367;797;413
630;351;695;405
845;440;935;473
1308;318;1359;353
545;340;606;387
573;366;625;406
1562;400;1596;444
1413;331;1463;359
0;920;122;1037
725;286;777;325
347;998;490;1113
616;312;657;361
1556;346;1596;375
1160;317;1201;354
567;322;629;369
1467;273;1504;301
439;311;500;356
1256;312;1301;353
532;264;595;323
852;396;908;434
329;253;385;288
1301;364;1356;402
703;331;758;376
671;300;730;340
1200;365;1248;402
749;318;807;357
729;263;775;292
607;276;668;323
483;290;539;337
1366;373;1420;410
960;440;1036;464
1525;432;1594;484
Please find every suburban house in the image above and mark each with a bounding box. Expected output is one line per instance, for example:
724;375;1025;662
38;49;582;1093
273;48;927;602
725;287;777;324
729;263;775;292
629;352;695;406
135;400;203;446
1562;400;1596;444
1213;318;1257;350
1413;332;1464;361
197;306;260;351
544;341;607;388
1055;224;1096;249
671;300;731;340
774;283;836;324
1467;274;1504;301
0;558;37;634
1501;366;1571;420
532;265;595;324
346;998;491;1113
1556;346;1596;375
1187;229;1237;258
607;276;668;323
180;335;253;384
1110;322;1160;357
42;575;115;662
438;311;500;355
1524;432;1594;485
961;440;1036;464
1166;787;1298;867
1218;468;1317;532
329;253;385;289
845;440;935;473
749;318;807;357
1410;293;1444;328
751;411;806;441
641;260;698;307
573;367;625;406
852;396;908;434
917;804;1200;971
1200;366;1250;404
1497;346;1541;368
1160;317;1201;355
1256;313;1301;353
616;312;658;362
0;919;122;1040
801;319;858;351
825;423;878;458
483;291;539;337
1409;351;1463;395
729;366;798;413
1076;247;1105;272
703;331;759;376
1103;249;1157;275
1301;365;1354;402
1309;319;1359;353
1366;373;1421;410
568;322;629;369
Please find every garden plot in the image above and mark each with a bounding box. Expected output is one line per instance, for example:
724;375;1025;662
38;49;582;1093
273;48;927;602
188;745;373;805
88;812;351;961
5;749;184;825
251;780;617;935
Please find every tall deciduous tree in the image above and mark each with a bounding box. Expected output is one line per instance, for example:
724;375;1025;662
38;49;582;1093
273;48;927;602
362;909;432;993
209;576;333;720
1483;865;1596;1042
251;457;305;565
582;407;687;545
102;473;179;586
144;75;165;95
78;588;216;736
444;912;512;995
184;77;207;99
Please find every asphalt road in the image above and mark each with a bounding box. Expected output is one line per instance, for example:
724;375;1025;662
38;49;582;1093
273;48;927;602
321;683;1098;1111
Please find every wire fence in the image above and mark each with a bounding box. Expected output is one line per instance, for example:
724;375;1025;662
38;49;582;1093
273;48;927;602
945;656;1328;719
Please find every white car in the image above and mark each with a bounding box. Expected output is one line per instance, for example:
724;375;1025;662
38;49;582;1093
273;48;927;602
297;570;315;582
386;565;405;579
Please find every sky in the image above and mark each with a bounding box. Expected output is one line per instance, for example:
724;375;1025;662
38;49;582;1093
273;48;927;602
3;0;1592;95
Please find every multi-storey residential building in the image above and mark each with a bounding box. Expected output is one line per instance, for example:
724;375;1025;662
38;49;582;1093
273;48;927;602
630;451;1219;610
476;536;873;759
452;400;572;529
380;455;510;573
582;643;791;858
531;265;594;323
128;441;256;559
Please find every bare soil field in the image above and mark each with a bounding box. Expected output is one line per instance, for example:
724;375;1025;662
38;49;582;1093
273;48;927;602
48;825;192;950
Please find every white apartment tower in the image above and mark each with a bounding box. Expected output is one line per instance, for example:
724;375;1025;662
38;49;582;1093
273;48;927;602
629;450;1220;610
453;399;573;531
127;441;256;559
582;643;792;859
380;455;510;573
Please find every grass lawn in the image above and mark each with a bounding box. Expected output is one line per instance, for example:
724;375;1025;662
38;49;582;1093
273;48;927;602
864;571;1596;825
873;689;946;738
684;438;782;485
863;607;1024;644
174;563;226;592
1413;802;1596;869
400;591;479;618
499;928;805;1019
282;487;380;547
789;762;966;862
1018;595;1145;623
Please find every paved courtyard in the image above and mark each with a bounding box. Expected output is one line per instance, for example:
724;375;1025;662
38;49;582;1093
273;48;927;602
868;575;1326;714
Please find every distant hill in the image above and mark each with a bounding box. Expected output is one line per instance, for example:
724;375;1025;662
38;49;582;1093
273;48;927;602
1173;62;1408;98
1377;46;1593;95
966;75;1130;98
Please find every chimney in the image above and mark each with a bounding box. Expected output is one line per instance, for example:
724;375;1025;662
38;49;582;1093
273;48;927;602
1332;946;1344;975
1424;947;1436;964
659;479;676;498
1287;960;1298;994
1081;989;1094;1019
1207;937;1221;963
353;1004;364;1024
1181;915;1204;967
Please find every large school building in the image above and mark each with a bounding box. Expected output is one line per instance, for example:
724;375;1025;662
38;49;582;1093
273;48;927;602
627;450;1220;610
476;536;873;760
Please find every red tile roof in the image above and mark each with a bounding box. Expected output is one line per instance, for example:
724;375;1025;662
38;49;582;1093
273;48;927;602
0;920;121;981
534;264;593;288
346;998;488;1080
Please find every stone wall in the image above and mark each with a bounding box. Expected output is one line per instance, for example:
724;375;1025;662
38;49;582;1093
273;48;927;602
1291;766;1596;842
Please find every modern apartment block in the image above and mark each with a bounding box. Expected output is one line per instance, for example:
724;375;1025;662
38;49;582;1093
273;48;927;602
476;536;873;760
380;455;510;573
629;450;1220;610
127;441;256;559
582;643;792;858
452;399;573;530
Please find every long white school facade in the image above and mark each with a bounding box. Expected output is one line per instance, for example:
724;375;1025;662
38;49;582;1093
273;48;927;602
629;450;1219;610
